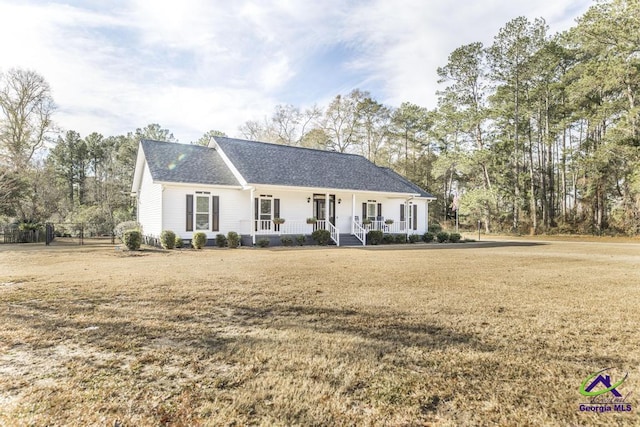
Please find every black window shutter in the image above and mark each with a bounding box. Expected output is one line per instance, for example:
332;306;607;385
212;196;219;232
400;204;405;222
274;198;281;231
254;198;259;231
362;202;367;220
377;203;382;219
413;205;418;230
186;195;193;231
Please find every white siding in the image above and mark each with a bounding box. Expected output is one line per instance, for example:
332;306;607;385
162;186;250;239
144;182;430;241
137;163;162;237
252;187;428;236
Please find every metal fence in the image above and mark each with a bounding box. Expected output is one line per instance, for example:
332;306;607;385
1;223;115;245
1;228;47;244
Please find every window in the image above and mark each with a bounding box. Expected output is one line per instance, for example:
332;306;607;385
196;195;210;230
366;203;377;221
186;192;219;232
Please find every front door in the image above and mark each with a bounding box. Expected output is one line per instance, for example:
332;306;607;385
313;194;335;228
260;197;272;231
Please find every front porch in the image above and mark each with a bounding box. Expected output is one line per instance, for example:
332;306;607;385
239;218;411;247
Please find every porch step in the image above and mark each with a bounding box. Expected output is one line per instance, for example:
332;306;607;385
339;234;364;247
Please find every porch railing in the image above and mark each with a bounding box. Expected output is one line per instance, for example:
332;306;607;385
353;221;367;246
364;220;407;234
241;220;340;239
318;220;339;246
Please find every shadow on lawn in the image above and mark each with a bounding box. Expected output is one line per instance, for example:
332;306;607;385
360;241;547;251
226;303;496;353
4;297;494;356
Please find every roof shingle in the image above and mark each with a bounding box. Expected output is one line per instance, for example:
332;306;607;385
141;140;239;187
213;137;434;197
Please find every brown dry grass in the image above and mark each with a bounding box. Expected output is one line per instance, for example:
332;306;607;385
0;238;639;426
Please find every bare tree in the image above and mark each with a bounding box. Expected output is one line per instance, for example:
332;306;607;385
0;69;55;169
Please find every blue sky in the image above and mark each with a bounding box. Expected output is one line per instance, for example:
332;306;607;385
0;0;592;143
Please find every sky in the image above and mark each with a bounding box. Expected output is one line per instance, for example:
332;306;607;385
0;0;593;143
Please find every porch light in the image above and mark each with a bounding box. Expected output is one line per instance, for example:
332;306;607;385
307;197;310;203
338;198;341;204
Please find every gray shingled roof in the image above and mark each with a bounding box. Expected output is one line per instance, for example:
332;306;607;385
141;140;239;186
213;137;434;197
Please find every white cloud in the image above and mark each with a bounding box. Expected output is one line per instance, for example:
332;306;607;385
0;0;593;143
343;0;592;107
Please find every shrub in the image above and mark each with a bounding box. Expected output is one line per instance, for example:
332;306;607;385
174;236;184;248
114;221;141;241
430;223;443;233
311;229;331;245
123;230;141;250
449;232;462;243
280;236;294;246
295;235;306;246
436;231;449;243
382;234;395;244
257;238;270;248
227;231;240;248
422;232;435;243
160;230;176;249
408;234;421;243
367;230;383;245
192;232;207;249
216;233;227;248
395;234;407;244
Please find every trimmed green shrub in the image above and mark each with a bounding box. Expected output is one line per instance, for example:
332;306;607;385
311;229;331;245
174;236;184;248
280;236;294;246
449;232;462;243
367;230;383;245
123;230;141;250
382;234;395;244
114;221;141;241
295;235;306;246
192;232;207;249
160;230;176;249
395;234;407;244
257;238;270;248
227;231;240;248
216;233;227;247
422;232;435;243
436;231;449;243
408;233;421;243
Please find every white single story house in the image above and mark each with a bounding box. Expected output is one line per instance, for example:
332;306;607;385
131;137;436;246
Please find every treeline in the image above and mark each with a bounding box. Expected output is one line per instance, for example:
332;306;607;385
1;0;639;236
237;0;640;235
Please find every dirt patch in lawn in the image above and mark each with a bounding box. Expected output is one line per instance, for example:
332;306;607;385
1;239;639;425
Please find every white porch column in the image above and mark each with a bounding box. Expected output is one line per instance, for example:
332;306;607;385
325;193;329;226
250;187;255;245
351;193;356;234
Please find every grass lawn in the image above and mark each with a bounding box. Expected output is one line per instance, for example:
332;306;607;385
1;238;639;426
